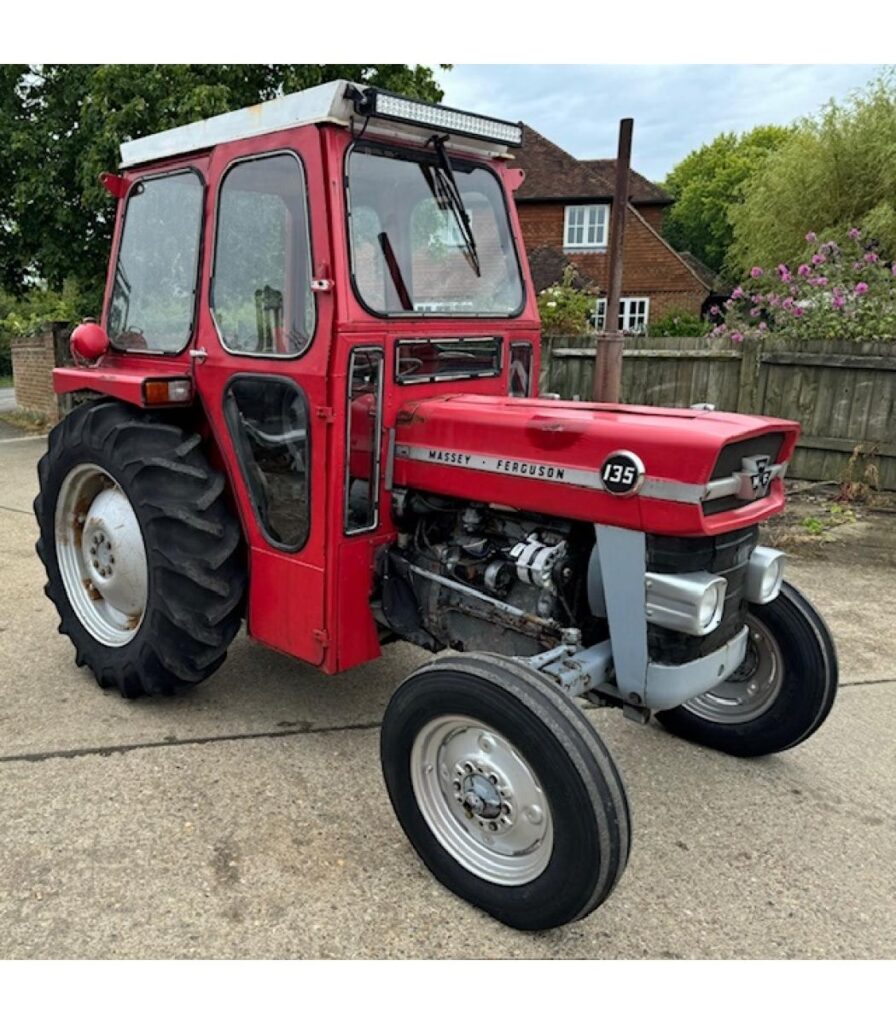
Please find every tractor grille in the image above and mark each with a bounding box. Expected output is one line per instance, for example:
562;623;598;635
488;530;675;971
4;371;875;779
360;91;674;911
702;433;785;515
646;525;758;665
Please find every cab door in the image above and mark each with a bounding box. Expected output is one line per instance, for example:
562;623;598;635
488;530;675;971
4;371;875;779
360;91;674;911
192;132;334;666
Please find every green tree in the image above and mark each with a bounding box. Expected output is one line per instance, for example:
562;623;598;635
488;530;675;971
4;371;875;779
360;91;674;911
662;125;792;274
4;64;447;309
0;64;29;293
729;71;896;274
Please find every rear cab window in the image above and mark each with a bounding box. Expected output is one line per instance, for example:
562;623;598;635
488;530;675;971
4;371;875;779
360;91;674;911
107;170;204;353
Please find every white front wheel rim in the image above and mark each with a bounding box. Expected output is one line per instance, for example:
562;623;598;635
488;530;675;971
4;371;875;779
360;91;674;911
54;464;148;647
410;715;554;886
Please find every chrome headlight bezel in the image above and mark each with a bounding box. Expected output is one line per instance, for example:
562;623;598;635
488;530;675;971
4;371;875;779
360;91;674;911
745;546;786;604
644;571;728;637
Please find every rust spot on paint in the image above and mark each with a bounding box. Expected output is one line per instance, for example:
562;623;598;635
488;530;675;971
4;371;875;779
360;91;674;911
396;407;427;426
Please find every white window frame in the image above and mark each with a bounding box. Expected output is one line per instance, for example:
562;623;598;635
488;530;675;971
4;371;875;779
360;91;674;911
563;204;609;249
595;296;651;334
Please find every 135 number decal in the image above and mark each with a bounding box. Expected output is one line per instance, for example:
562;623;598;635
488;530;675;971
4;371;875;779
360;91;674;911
600;451;644;496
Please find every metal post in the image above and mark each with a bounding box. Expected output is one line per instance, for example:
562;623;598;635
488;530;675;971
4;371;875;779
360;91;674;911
592;118;633;403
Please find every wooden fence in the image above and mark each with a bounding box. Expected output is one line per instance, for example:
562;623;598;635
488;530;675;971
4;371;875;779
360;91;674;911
540;335;896;489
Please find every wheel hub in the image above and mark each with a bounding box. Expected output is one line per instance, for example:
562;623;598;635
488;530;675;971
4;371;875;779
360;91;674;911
79;489;147;617
410;716;553;885
683;615;784;724
456;763;510;830
55;464;148;647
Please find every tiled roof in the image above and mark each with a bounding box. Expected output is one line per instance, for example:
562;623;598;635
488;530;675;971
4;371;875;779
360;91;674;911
581;160;670;204
527;246;596;293
678;251;732;293
515;125;671;205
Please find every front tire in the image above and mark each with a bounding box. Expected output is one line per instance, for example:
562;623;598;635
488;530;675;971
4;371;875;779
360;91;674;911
656;582;837;757
34;400;246;697
380;653;631;931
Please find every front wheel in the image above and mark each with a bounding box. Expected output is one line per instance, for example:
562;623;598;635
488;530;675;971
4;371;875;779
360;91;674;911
656;582;838;757
380;653;631;931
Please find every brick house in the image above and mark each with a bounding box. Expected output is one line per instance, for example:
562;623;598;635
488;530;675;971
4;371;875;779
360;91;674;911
513;126;712;333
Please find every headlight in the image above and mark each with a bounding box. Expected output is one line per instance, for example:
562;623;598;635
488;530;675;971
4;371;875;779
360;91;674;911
745;546;786;604
645;571;727;636
698;582;725;630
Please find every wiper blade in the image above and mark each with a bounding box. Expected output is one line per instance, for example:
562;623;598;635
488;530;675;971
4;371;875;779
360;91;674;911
378;231;414;311
425;134;481;278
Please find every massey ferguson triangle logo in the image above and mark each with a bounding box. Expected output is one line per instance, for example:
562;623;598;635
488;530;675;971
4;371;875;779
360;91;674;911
736;455;774;500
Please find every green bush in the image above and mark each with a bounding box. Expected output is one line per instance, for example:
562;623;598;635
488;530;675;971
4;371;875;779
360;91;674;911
0;281;95;378
650;309;710;337
538;266;597;336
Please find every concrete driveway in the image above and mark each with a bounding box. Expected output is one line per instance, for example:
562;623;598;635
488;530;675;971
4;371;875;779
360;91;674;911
1;434;894;959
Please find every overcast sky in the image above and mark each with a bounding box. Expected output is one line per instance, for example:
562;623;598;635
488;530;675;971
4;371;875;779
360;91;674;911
436;65;883;182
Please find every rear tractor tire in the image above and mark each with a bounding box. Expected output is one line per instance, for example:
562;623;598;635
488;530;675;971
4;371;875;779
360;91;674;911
656;582;838;757
380;653;631;931
34;400;246;697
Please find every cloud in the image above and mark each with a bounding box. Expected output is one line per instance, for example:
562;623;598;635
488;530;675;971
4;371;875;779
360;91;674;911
438;65;882;180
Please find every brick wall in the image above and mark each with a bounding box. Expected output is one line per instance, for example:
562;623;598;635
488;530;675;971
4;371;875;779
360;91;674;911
636;205;667;234
10;323;71;420
517;201;708;319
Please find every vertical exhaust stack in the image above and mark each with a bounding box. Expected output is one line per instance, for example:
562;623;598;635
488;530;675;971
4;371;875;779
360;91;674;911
593;117;633;404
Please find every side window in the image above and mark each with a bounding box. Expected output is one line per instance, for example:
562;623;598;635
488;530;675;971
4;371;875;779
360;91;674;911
224;377;310;550
509;342;533;397
212;153;314;357
108;171;203;353
345;348;384;534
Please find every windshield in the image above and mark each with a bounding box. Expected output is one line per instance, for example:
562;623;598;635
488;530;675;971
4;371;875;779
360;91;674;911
346;141;524;317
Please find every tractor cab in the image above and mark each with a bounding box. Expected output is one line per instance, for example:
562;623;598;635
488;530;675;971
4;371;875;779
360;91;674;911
57;80;539;674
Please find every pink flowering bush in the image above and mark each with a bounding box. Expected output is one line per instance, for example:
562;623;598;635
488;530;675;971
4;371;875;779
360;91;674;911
714;228;896;342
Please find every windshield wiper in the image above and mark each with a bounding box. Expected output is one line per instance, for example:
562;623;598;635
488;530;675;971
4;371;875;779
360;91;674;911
378;231;414;311
424;134;481;278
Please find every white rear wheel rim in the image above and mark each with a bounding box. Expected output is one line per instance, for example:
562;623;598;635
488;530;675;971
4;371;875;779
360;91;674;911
54;463;148;647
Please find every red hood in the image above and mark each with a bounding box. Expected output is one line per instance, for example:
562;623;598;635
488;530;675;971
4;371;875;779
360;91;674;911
392;395;799;536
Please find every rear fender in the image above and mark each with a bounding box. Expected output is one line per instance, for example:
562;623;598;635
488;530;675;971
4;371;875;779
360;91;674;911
53;365;194;410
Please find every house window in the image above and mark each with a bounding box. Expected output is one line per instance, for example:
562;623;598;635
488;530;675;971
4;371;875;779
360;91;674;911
595;297;651;334
564;204;608;249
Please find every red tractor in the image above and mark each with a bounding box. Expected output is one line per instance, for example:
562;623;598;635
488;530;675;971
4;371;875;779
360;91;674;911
35;82;837;931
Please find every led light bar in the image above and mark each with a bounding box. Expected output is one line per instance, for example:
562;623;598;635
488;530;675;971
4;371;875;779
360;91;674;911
352;88;523;147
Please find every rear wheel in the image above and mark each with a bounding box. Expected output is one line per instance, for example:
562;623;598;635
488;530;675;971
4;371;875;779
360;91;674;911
380;652;631;931
34;400;246;697
656;583;837;757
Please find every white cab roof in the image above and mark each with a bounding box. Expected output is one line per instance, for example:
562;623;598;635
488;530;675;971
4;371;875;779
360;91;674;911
119;80;514;168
